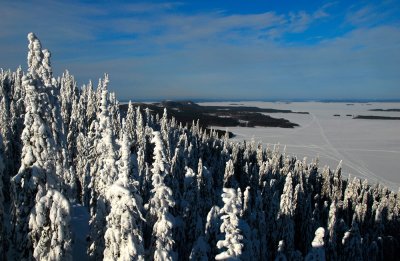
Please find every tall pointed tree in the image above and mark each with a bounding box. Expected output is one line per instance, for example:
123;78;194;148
11;33;72;259
146;131;177;261
88;88;119;260
0;135;5;259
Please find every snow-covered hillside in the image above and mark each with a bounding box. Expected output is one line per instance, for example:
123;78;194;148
0;33;399;260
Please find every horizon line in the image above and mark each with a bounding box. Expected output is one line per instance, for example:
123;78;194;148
118;98;400;103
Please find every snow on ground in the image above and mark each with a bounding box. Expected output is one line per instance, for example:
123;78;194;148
200;101;400;191
71;204;90;260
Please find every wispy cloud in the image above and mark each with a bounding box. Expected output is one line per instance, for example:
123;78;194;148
117;2;183;14
1;1;399;100
345;1;400;27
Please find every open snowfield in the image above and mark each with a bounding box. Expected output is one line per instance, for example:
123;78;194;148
199;101;400;191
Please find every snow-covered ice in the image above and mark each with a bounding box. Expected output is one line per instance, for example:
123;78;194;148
200;101;400;190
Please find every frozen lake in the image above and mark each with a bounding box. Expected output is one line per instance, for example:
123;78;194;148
199;101;400;191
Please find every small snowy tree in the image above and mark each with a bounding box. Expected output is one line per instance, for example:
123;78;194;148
103;129;145;260
277;173;295;257
179;167;202;258
60;70;78;129
205;206;221;258
216;188;244;260
305;227;326;261
103;184;145;261
274;241;288;261
341;221;362;261
125;101;137;145
223;159;237;188
196;158;214;219
29;189;72;261
190;236;210;261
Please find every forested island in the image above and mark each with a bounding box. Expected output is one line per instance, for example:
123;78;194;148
354;115;400;120
368;109;400;112
120;100;305;130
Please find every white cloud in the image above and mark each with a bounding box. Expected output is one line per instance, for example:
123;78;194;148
59;25;400;100
345;1;400;27
0;1;399;100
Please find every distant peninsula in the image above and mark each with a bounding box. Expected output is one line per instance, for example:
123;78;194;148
368;108;400;112
120;100;305;132
354;115;400;120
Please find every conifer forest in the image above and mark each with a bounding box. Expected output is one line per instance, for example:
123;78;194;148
0;33;400;261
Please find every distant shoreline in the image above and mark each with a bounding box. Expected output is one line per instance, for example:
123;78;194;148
120;100;305;131
369;108;400;112
354;115;400;120
119;98;400;103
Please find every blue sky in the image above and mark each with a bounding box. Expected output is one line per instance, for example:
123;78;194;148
1;0;400;100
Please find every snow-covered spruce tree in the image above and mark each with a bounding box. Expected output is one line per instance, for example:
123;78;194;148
262;179;281;256
0;67;25;200
29;189;72;261
179;167;202;259
96;75;107;109
325;200;339;260
88;88;119;260
73;86;102;207
253;189;268;260
169;136;187;197
0;135;5;260
146;131;177;260
274;240;288;261
0;70;14;198
85;80;98;127
189;235;211;261
343;176;361;225
215;188;244;260
135;106;149;196
67;95;80;165
277;172;295;258
103;132;145;261
136;106;145;151
146;131;177;261
30;34;75;198
60;70;79;129
341;220;362;261
108;91;121;138
293;173;313;255
204;206;222;259
331;161;343;202
240;186;259;260
223;159;237;188
161;108;172;159
305;227;326;261
103;183;145;260
74;132;92;206
67;83;88;166
124;101;137;145
10;33;72;259
196;158;214;220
